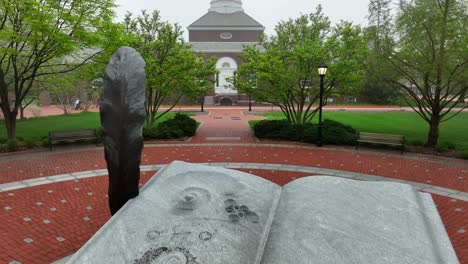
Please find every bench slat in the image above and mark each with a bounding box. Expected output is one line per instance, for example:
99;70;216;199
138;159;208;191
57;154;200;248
356;132;405;154
49;129;98;151
357;140;403;146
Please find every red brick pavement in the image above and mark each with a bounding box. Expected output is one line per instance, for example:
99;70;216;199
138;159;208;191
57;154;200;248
1;145;467;192
1;169;466;264
190;109;264;143
1;108;467;263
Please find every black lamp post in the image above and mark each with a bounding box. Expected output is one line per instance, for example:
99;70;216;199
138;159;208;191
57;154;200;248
317;62;328;147
199;80;205;112
249;74;257;112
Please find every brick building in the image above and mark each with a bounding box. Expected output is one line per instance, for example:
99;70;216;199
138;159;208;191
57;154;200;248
188;0;264;106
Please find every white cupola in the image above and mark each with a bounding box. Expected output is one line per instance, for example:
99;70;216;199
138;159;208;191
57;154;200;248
209;0;244;14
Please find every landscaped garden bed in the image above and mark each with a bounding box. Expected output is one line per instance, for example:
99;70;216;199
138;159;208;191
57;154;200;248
0;112;197;152
252;112;468;159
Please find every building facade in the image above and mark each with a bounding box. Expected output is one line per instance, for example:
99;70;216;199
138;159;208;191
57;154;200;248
188;0;264;106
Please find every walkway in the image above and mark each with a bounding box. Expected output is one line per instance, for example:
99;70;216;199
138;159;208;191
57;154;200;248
0;109;467;264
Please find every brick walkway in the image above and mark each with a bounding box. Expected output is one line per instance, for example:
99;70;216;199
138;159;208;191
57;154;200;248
1;109;467;263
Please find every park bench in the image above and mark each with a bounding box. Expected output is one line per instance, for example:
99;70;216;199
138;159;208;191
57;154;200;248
49;129;98;151
356;132;405;154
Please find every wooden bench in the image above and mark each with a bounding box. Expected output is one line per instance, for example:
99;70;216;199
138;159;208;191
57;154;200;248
356;132;405;154
49;129;98;151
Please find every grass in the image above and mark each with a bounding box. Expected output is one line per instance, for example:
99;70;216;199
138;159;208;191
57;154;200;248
256;112;468;150
0;112;180;141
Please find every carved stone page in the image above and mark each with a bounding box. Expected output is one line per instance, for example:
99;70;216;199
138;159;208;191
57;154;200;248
67;161;281;264
260;177;459;264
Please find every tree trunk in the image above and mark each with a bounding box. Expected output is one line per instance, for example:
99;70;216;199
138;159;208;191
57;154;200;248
3;110;18;140
20;105;25;119
426;115;440;148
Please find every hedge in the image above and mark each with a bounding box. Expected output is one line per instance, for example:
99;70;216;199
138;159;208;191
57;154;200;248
143;113;197;140
254;119;357;145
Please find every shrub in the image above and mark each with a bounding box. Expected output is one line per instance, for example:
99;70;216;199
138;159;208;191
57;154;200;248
6;139;18;152
17;136;24;142
410;139;424;146
254;120;292;139
143;127;158;139
96;127;103;143
442;141;456;150
166;113;197;136
436;142;456;153
143;114;197;140
155;125;184;139
253;119;357;146
41;138;50;148
458;149;468;160
322;120;357;145
0;137;7;144
24;138;36;148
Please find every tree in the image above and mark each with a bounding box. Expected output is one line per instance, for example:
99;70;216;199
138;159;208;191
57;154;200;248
361;0;401;105
232;7;367;125
387;0;468;147
124;11;217;128
41;61;105;114
0;0;119;139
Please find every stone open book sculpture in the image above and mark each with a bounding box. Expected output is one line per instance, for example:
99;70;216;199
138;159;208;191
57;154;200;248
67;161;459;264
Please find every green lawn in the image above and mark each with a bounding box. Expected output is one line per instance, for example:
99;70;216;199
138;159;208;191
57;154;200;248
0;112;179;141
257;112;468;150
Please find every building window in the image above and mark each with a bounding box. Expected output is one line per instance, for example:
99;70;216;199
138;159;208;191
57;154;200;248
299;78;311;88
222;62;231;68
347;96;357;103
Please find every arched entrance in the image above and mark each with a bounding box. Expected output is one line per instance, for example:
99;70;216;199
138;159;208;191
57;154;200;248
220;98;233;106
215;57;238;94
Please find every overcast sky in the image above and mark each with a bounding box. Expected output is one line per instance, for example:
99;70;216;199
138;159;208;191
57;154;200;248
114;0;380;39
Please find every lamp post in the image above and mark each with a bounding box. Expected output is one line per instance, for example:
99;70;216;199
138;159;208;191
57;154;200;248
249;74;257;112
317;62;328;147
199;80;205;112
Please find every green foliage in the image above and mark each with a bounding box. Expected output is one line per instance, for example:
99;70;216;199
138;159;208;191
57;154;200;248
388;0;468;147
24;138;36;148
436;144;449;153
362;0;401;105
437;142;456;152
0;112;178;143
0;0;122;139
143;114;197;140
123;11;217;128
254;119;357;145
96;127;103;143
410;139;424;146
360;79;401;105
457;149;468;160
6;139;18;152
322;120;357;145
232;6;367;125
41;138;50;148
0;137;7;144
260;112;468;150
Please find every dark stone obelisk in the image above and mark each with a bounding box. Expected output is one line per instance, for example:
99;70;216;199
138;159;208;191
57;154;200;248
100;47;146;215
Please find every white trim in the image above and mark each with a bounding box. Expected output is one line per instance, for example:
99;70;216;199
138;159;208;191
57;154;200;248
216;57;238;94
216;56;238;69
1;162;466;201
